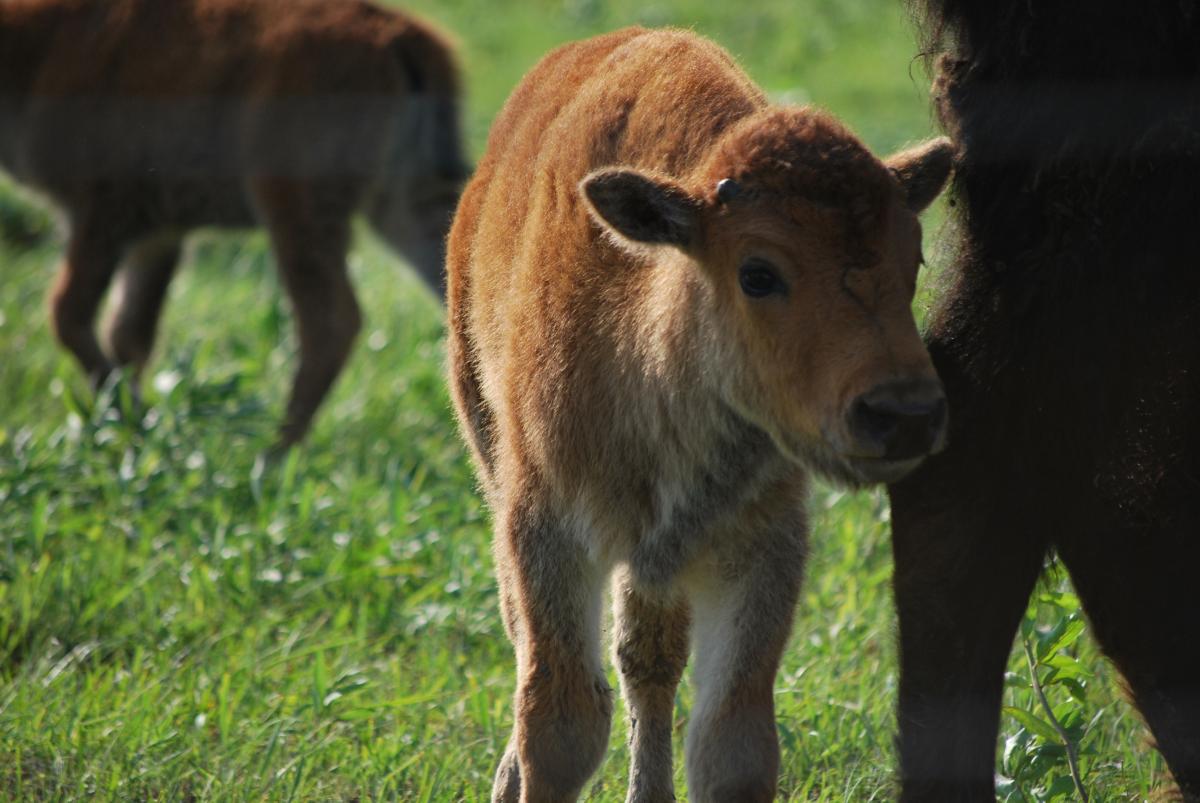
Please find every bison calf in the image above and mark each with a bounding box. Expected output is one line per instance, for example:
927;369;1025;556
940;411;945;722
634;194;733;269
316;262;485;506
0;0;466;445
448;28;953;802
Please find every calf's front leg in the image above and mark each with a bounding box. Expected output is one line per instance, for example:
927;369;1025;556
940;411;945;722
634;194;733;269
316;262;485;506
612;567;690;803
492;493;613;803
682;521;806;803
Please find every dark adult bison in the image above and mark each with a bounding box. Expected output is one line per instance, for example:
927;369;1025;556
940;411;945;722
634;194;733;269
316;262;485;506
890;0;1200;799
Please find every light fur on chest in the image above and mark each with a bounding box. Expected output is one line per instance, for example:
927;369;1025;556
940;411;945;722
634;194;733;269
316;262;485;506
558;390;802;593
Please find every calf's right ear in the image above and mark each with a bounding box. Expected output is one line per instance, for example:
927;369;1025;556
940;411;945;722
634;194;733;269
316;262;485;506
581;169;702;250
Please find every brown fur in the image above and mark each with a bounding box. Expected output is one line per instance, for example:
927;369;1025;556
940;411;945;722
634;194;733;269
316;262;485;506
0;0;467;445
447;28;953;802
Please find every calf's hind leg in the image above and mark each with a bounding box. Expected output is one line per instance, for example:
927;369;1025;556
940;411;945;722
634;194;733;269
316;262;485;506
491;538;524;802
492;494;613;803
251;179;362;447
612;568;690;803
682;523;805;803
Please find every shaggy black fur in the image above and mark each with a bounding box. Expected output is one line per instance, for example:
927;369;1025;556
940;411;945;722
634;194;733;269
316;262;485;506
889;1;1200;800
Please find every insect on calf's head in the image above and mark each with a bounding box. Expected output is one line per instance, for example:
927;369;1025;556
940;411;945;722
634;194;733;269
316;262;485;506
581;108;955;485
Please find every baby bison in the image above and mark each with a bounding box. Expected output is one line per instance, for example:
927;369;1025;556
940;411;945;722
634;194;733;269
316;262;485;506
0;0;466;445
447;28;953;803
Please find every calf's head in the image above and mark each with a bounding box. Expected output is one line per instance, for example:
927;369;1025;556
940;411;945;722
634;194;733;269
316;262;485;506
582;108;953;485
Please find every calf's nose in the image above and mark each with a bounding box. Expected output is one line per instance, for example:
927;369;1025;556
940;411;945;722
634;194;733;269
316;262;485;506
847;379;947;460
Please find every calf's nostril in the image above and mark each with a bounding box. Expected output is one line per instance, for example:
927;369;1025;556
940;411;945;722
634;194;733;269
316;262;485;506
852;397;901;445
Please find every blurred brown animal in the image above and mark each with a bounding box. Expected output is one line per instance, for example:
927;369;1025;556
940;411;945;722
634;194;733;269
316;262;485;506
447;27;953;802
890;0;1200;799
0;0;467;445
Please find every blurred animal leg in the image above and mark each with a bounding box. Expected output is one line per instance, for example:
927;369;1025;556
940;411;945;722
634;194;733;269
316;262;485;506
106;233;183;377
49;215;125;388
252;179;361;447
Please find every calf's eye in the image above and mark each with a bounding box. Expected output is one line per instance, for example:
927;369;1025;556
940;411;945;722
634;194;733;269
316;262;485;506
738;259;786;298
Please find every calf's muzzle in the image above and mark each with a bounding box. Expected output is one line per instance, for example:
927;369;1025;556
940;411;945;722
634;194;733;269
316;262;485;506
847;378;947;461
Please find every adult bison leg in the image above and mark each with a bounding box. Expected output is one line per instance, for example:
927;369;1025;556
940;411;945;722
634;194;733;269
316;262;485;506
50;210;125;388
106;233;183;377
889;459;1048;802
492;492;613;803
612;567;689;803
1057;510;1200;800
682;521;805;803
251;179;361;447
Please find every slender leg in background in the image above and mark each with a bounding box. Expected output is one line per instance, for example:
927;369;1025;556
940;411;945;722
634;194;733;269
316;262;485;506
50;212;126;388
106;234;183;377
251;178;361;447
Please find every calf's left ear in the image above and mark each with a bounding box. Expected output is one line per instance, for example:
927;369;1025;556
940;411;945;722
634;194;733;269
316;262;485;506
581;168;702;250
885;137;956;214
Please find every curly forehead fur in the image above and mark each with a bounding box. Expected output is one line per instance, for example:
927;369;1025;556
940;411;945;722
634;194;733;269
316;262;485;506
699;107;894;213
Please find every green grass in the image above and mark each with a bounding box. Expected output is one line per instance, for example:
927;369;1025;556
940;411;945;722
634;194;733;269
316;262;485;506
0;0;1169;799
